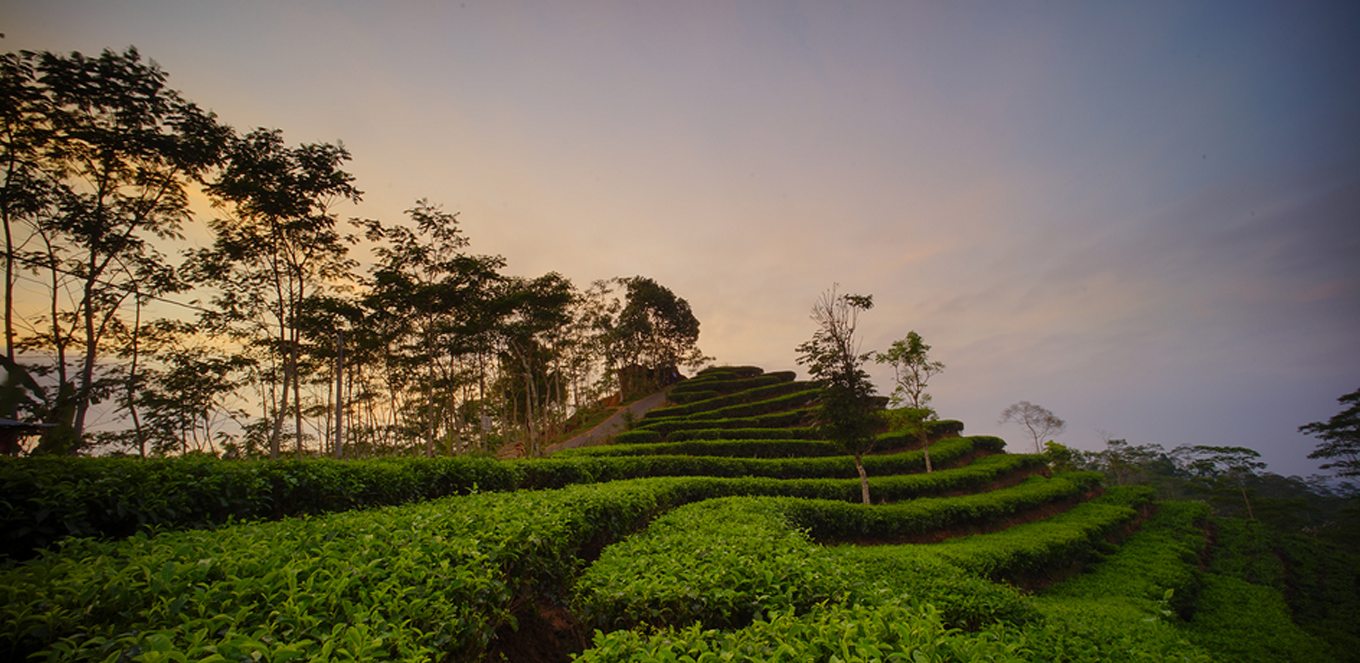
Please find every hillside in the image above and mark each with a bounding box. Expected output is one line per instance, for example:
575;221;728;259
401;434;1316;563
1;365;1356;662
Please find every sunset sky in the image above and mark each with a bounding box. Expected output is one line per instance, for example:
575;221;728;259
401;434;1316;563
8;1;1359;476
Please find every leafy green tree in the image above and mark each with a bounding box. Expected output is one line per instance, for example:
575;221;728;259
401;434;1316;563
1301;388;1360;480
875;331;944;472
196;128;360;459
613;276;708;395
797;286;881;504
999;400;1067;454
0;47;230;452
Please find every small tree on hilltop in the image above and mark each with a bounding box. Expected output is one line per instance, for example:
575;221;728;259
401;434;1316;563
875;331;945;473
999;401;1067;454
797;286;880;504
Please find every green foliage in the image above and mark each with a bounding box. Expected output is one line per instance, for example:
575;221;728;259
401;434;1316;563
1204;517;1360;661
790;472;1106;545
0;454;518;560
611;428;662;445
1187;574;1337;663
0;479;689;661
1043;500;1208;618
1;436;1008;558
575;600;1037;663
572;498;851;631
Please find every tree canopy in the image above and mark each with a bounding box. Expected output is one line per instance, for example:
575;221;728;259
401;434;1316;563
1301;387;1360;480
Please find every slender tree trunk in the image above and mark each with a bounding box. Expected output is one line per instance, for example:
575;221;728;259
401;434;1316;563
128;294;145;457
919;428;933;473
3;204;14;363
854;454;871;504
334;328;343;459
292;321;303;458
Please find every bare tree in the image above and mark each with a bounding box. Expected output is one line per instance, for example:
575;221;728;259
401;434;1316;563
999;400;1066;454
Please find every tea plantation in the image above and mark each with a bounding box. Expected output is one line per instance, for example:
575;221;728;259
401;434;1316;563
2;366;1356;662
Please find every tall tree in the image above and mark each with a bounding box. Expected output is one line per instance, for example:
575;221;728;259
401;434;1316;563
875;330;945;472
498;272;575;457
999;400;1067;454
357;200;507;456
196;128;360;459
613;276;708;396
1301;387;1360;480
796;286;880;504
1;47;229;451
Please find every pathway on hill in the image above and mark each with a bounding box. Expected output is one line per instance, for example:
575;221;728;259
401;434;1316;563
546;387;672;454
494;388;672;459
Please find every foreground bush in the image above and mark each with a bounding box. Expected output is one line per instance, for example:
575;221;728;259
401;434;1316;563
0;455;516;560
0;478;706;662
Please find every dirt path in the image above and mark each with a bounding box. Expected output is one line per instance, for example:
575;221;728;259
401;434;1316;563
543;388;671;455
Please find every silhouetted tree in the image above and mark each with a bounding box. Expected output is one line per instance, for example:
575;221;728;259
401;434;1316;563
196;128;360;459
1301;387;1360;480
1;47;230;452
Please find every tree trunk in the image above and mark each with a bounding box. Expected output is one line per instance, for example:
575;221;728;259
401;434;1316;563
854;454;871;504
128;294;145;458
919;428;933;473
334;329;344;459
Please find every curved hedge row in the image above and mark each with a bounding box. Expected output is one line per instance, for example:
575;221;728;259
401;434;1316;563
667;371;797;404
0;455;515;561
633;407;817;436
646;379;811;418
557;438;845;458
0;436;1008;560
574;472;1110;634
667;426;820;441
641;388;820;426
0;478;696;662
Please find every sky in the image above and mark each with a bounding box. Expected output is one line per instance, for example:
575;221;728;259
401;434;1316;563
7;1;1359;477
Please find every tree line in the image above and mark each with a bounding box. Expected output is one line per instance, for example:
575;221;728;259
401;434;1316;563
1043;388;1360;545
0;47;708;459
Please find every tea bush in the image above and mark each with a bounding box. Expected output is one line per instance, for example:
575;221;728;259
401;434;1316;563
667;426;821;441
647;380;811;418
